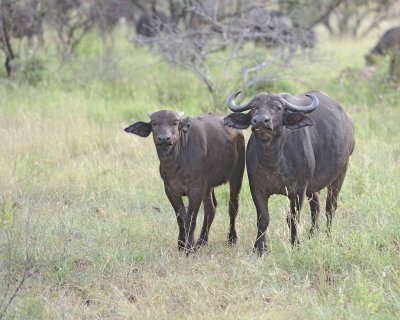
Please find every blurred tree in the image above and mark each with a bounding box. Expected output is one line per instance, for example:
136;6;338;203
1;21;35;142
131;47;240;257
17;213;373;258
0;0;44;77
134;0;317;107
0;0;15;77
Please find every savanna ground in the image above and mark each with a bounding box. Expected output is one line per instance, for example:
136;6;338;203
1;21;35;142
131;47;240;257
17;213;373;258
1;25;400;319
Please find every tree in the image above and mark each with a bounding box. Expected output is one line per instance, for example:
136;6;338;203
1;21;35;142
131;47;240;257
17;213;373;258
136;0;314;108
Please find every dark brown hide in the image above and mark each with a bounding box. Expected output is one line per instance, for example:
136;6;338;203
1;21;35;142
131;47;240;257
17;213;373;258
224;91;355;254
125;111;245;252
365;26;400;65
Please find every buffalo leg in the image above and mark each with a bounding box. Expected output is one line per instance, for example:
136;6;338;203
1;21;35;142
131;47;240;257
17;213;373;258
164;185;186;251
184;189;205;251
326;161;349;232
307;191;320;235
197;188;216;247
287;188;306;246
228;170;244;245
251;186;269;255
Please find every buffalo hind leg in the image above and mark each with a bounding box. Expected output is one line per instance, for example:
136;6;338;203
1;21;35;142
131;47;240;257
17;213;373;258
307;191;320;236
228;179;242;245
326;162;349;232
287;187;306;246
197;188;217;248
228;150;245;245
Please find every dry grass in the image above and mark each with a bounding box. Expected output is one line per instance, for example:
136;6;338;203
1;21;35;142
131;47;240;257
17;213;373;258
1;30;400;319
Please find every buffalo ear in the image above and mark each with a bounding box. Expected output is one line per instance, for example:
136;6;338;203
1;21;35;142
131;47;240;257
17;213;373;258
284;112;313;130
124;121;152;137
179;116;191;132
223;112;251;129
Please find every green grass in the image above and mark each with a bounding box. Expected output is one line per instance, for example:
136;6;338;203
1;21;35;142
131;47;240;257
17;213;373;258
0;28;400;319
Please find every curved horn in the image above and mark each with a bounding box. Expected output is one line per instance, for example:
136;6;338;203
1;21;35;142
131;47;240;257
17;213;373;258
227;91;252;112
281;94;319;114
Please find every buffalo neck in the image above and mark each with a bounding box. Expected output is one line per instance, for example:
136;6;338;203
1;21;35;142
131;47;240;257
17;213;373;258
157;132;189;170
253;129;288;170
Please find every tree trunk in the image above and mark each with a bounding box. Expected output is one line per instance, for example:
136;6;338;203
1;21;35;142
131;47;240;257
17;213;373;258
0;0;16;77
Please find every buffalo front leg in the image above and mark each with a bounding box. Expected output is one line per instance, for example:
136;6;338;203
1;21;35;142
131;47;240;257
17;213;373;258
164;185;186;251
250;186;270;255
184;188;205;252
287;188;306;246
197;188;217;247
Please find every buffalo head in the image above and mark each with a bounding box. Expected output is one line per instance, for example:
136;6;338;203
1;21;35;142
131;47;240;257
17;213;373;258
224;91;318;141
124;110;190;155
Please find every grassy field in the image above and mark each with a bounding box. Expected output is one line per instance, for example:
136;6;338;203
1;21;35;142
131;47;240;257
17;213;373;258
1;27;400;319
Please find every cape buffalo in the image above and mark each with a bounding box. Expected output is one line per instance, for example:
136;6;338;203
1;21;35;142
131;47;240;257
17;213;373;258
125;111;245;252
224;90;355;254
365;26;400;65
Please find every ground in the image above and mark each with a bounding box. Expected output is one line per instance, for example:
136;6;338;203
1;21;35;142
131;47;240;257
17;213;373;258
0;27;399;319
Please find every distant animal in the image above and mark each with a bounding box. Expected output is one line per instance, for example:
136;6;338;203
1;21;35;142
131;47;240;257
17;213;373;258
248;9;294;47
224;90;355;254
365;26;400;65
246;8;316;48
135;8;169;38
125;111;245;252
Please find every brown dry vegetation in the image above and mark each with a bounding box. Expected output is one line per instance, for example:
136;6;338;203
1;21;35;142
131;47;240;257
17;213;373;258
0;26;400;319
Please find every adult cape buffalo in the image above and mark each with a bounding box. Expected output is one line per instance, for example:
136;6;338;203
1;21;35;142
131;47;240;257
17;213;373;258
224;90;355;254
365;26;400;65
125;111;245;252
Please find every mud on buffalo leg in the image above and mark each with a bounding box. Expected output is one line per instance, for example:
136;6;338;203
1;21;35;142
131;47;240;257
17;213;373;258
307;191;320;235
251;187;270;255
197;188;216;247
287;187;307;246
326;161;349;232
164;185;186;251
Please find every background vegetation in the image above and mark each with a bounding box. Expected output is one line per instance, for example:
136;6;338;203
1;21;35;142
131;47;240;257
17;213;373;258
1;1;400;319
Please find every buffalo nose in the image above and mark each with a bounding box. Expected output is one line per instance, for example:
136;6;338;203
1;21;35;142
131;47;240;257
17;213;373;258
252;115;270;126
157;134;171;144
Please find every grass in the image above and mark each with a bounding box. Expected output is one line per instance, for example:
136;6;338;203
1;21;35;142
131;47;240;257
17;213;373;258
1;26;400;319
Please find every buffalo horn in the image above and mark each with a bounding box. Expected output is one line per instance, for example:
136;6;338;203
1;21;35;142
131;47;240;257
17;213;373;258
227;91;251;112
281;94;318;113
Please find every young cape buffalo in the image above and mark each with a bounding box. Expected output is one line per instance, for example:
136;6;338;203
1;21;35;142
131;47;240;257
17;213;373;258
224;91;355;254
125;111;245;252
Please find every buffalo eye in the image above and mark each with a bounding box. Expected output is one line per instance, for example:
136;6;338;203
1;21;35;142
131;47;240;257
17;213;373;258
173;121;179;126
151;122;157;127
276;106;281;111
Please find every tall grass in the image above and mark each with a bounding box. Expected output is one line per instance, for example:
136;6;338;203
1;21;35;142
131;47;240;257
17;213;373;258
0;28;399;319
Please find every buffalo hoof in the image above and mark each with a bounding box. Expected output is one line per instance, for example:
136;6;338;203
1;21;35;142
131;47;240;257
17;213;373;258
177;239;185;251
183;239;196;256
253;241;268;256
308;227;319;238
290;238;300;247
228;231;238;245
195;238;208;248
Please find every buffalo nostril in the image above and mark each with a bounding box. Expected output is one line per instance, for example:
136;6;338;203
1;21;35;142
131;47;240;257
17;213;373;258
252;118;257;124
158;135;171;143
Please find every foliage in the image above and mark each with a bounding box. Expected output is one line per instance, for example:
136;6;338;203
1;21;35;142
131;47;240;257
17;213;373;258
0;27;399;319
